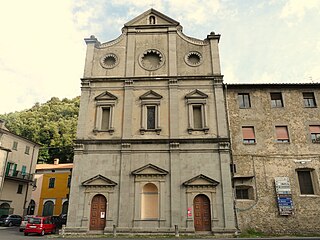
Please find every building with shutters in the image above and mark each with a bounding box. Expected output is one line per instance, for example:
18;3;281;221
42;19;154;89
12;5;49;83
226;83;320;234
0;120;40;216
31;159;72;216
66;9;236;234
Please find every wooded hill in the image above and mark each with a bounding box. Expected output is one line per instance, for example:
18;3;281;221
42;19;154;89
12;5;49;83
0;97;80;163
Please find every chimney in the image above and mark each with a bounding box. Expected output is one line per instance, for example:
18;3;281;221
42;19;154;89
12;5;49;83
54;158;59;165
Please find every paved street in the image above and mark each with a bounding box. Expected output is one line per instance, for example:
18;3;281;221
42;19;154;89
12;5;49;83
1;227;320;240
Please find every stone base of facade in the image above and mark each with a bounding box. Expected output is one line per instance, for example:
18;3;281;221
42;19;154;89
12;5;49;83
64;226;237;236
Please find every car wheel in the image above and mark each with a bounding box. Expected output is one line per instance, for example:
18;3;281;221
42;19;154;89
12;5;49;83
24;232;28;236
19;229;23;232
52;228;56;234
8;222;13;227
41;230;45;236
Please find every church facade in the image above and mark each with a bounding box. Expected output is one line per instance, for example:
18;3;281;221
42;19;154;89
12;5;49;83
66;9;235;234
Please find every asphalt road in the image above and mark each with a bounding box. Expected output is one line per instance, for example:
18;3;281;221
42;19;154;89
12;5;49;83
1;226;320;240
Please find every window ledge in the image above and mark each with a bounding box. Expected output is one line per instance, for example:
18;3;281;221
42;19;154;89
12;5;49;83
93;128;114;135
243;142;256;145
236;199;255;201
304;106;317;108
276;141;290;144
299;194;320;197
140;128;161;135
187;127;209;134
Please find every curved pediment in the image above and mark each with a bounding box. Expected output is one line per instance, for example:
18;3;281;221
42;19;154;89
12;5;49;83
132;164;168;176
82;174;117;187
183;174;219;187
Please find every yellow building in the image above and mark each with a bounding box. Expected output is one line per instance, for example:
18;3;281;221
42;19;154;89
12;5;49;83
31;159;72;216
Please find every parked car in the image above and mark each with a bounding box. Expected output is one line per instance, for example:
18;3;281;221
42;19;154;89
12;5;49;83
24;216;56;236
0;214;22;226
19;215;34;232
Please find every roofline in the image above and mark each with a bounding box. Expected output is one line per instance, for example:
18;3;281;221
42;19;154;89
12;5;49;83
226;82;320;89
0;128;42;146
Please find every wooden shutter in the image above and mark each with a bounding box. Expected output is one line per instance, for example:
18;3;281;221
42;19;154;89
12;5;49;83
310;125;320;133
276;126;289;139
242;127;255;139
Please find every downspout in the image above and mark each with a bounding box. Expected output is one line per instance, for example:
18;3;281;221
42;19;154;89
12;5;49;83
224;83;240;232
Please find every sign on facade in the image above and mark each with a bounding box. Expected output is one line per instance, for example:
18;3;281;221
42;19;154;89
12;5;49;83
274;177;294;215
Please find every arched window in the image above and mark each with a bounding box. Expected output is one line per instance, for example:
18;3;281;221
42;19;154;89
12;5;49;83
61;201;69;215
42;200;54;216
27;200;36;215
141;183;158;219
149;16;156;24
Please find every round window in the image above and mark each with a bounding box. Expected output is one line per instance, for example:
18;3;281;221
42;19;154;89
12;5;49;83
100;53;119;69
139;49;165;71
185;51;203;67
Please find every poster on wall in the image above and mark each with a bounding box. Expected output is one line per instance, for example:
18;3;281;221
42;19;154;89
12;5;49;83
274;177;294;215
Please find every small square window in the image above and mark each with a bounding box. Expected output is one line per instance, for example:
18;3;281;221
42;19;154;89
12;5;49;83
275;126;290;143
242;126;256;144
238;93;251;108
25;146;30;155
303;92;317;108
12;141;18;150
17;184;23;194
271;92;284;108
236;186;254;200
310;125;320;143
48;178;55;188
297;170;315;195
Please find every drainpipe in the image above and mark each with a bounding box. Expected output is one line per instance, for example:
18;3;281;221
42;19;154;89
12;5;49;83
224;83;240;232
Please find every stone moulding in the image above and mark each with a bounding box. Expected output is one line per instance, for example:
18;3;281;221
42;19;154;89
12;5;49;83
98;30;127;49
177;29;209;46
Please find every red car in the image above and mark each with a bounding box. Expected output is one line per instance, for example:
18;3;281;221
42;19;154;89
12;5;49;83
24;216;56;236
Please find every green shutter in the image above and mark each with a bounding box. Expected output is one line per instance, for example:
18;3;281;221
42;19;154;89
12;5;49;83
13;164;17;176
5;163;11;176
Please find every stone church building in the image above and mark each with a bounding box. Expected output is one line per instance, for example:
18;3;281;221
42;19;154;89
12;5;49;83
66;9;236;234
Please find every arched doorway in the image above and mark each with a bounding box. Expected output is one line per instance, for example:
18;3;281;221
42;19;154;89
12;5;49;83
27;200;36;215
193;194;211;231
42;200;54;216
61;201;68;215
90;194;106;230
0;203;10;215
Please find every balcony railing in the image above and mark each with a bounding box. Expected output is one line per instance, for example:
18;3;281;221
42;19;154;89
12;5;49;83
5;169;33;182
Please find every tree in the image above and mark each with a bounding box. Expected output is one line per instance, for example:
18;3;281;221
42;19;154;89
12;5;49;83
0;96;80;163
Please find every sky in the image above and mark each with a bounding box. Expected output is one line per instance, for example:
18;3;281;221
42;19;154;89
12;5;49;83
0;0;319;114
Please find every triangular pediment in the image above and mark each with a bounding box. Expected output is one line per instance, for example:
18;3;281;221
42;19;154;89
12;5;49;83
95;91;117;101
82;174;117;187
124;9;179;27
140;90;162;100
132;164;168;176
185;89;208;99
183;174;219;187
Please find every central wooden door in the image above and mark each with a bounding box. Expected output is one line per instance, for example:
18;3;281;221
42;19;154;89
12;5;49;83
193;194;211;231
90;194;106;230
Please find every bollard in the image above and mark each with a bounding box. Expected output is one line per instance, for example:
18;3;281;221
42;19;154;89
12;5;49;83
61;224;66;238
113;224;117;237
174;224;179;237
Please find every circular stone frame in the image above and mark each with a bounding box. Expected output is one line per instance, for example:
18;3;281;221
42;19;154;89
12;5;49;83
139;49;165;71
100;53;119;69
184;51;203;67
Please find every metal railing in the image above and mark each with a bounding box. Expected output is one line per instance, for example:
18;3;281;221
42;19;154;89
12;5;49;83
5;169;33;182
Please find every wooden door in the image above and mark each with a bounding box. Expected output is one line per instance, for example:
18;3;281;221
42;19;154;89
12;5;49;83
90;194;106;230
193;194;211;231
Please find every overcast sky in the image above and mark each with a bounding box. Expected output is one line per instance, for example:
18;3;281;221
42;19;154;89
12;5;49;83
1;0;319;114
